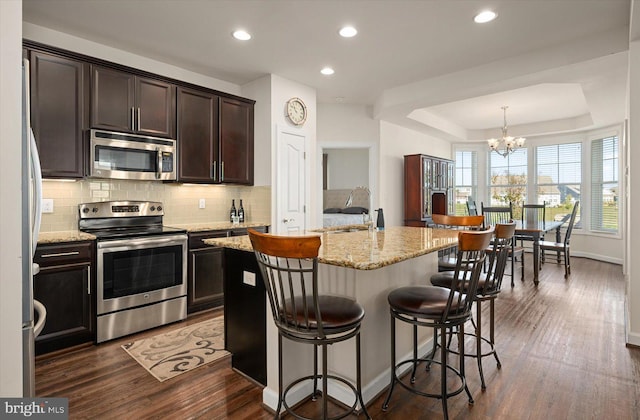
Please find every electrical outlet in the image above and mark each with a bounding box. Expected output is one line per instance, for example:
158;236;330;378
42;198;54;213
199;198;206;209
243;271;256;287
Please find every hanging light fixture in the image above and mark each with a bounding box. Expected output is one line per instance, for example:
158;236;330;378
487;106;526;157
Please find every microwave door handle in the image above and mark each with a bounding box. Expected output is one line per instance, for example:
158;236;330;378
156;148;162;179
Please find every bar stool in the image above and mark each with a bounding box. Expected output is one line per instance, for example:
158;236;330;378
248;229;371;420
382;228;493;420
431;214;484;272
430;222;515;390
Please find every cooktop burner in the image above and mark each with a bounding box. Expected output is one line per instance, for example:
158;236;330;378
78;200;185;240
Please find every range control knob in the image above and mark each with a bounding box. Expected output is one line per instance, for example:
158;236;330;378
92;207;99;213
150;206;156;212
82;207;89;213
157;205;163;212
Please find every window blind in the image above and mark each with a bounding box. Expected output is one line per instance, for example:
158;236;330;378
488;148;527;206
535;143;581;222
591;136;619;233
454;150;477;215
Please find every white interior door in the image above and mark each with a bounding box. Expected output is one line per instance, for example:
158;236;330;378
277;129;307;233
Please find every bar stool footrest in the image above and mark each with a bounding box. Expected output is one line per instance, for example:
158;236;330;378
281;374;363;420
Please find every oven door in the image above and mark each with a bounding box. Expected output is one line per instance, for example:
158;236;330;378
96;234;187;315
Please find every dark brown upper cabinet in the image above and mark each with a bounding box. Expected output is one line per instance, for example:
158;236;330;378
29;50;90;178
219;97;254;185
91;65;176;138
177;87;219;183
177;89;254;185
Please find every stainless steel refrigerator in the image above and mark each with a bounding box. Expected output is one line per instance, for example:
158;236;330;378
21;57;46;397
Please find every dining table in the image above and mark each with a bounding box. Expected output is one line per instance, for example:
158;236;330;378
515;219;564;285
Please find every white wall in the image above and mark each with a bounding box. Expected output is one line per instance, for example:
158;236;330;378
324;148;369;189
379;120;452;227
241;75;272;187
0;0;25;397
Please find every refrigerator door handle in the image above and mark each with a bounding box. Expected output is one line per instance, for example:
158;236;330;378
30;128;42;256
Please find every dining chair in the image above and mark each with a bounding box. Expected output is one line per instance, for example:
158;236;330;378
248;229;371;420
481;202;525;285
466;200;478;216
539;201;579;278
519;202;547;252
431;214;485;272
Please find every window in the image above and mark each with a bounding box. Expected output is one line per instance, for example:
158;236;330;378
488;148;527;208
454;151;476;215
591;136;619;233
536;143;581;223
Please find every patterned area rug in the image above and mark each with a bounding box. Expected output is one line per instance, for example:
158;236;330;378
121;316;229;382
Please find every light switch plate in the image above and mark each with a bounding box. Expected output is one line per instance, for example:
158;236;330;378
243;271;256;287
198;198;205;209
42;198;54;213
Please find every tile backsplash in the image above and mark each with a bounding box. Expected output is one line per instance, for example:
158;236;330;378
40;179;271;232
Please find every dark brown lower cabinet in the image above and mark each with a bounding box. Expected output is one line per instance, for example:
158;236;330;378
188;231;228;314
34;242;94;355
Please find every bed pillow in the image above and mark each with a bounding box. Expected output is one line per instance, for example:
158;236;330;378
323;207;342;214
341;206;368;214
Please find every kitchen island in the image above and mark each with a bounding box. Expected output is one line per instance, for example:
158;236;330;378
205;226;458;411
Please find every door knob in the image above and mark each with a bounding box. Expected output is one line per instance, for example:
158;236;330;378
282;218;294;223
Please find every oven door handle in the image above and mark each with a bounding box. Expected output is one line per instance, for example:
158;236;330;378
156;148;162;179
97;235;186;251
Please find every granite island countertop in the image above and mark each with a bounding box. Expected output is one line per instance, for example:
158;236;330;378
203;226;458;270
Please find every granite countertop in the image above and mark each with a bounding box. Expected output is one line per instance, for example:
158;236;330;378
203;226;459;270
37;230;96;244
167;221;271;233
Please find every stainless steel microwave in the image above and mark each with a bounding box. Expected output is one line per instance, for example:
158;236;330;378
89;129;176;181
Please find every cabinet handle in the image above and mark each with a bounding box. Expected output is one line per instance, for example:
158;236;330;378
212;161;216;181
137;107;141;131
87;266;91;295
156;148;162;179
40;251;80;258
221;161;224;182
131;107;135;131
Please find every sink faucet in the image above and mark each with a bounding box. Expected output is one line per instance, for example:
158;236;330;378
346;186;373;228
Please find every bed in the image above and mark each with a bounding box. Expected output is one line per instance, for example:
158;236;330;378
322;188;370;228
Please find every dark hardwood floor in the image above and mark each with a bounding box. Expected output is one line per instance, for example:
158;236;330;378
36;257;640;419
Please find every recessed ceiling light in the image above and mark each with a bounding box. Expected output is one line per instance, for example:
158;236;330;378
474;10;497;23
232;30;251;41
321;67;335;75
339;26;358;38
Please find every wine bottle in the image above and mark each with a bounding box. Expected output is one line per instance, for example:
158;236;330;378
230;199;237;222
238;199;245;223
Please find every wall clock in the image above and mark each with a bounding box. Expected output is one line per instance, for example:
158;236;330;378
286;97;307;126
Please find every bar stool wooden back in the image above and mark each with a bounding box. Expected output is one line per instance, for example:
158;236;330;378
432;214;484;272
381;228;493;420
248;229;371;420
430;222;515;389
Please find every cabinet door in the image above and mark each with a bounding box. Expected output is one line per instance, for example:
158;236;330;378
219;97;254;184
91;65;135;132
136;77;175;138
30;51;89;178
34;263;92;355
177;87;219;182
188;247;224;313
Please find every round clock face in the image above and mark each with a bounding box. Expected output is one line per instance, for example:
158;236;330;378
286;98;307;125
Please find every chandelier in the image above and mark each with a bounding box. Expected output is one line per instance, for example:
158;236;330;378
487;106;525;157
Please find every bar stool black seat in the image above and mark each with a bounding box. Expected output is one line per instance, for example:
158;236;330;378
430;222;515;390
248;229;371;420
382;228;493;420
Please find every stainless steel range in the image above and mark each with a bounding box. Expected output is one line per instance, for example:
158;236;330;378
79;200;187;343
